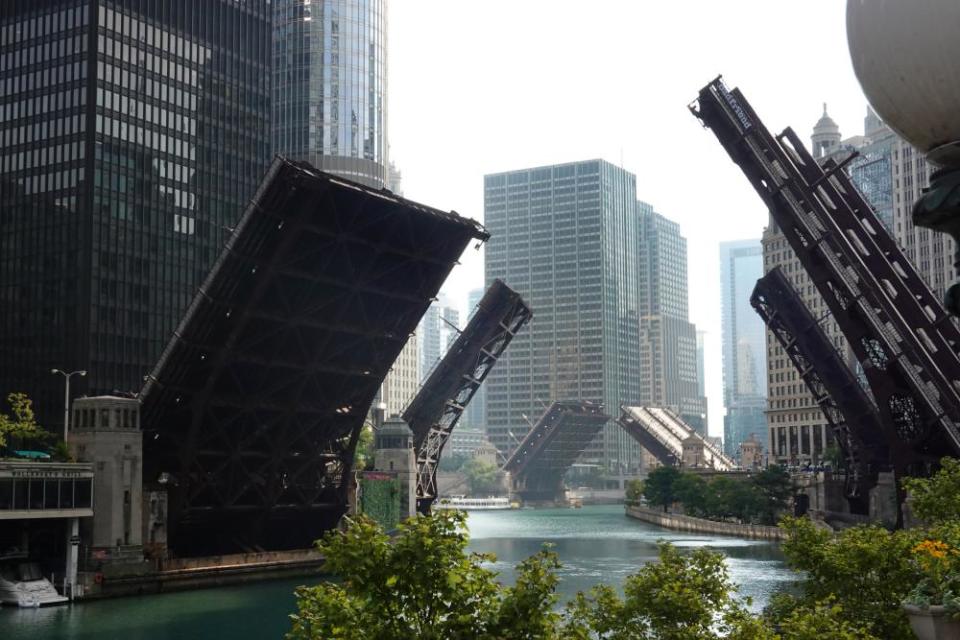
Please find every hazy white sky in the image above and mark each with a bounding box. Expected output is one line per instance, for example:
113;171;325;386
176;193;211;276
388;1;868;437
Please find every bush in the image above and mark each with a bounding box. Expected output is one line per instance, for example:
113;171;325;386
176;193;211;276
777;517;920;638
290;510;885;639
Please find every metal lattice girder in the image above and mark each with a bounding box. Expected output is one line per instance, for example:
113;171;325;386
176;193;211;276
691;79;960;474
751;268;887;508
402;279;532;514
502;401;609;502
139;157;488;554
618;406;735;471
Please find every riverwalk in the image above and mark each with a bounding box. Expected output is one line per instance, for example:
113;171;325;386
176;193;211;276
625;504;787;541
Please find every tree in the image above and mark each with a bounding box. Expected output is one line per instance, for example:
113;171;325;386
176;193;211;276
461;457;500;496
778;516;921;638
0;392;50;451
288;510;562;640
643;466;682;512
673;473;708;517
353;422;375;471
625;479;645;504
903;456;960;523
751;465;793;524
290;511;880;639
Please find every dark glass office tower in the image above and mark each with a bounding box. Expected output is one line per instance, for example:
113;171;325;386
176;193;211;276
0;1;271;429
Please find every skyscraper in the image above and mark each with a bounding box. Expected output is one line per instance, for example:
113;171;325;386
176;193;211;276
696;331;706;398
418;304;441;382
638;203;707;435
441;306;460;353
484;160;641;471
272;0;388;188
0;1;271;428
719;240;767;458
378;159;417;416
462;287;487;429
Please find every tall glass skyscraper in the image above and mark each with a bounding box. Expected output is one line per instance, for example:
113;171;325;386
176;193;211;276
272;0;387;188
719;240;767;457
484;160;642;471
638;202;707;435
0;0;271;428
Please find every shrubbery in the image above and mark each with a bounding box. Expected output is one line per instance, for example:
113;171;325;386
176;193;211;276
641;465;793;525
290;510;877;639
290;457;960;639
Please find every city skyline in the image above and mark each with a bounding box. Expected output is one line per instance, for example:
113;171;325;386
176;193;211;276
390;1;876;438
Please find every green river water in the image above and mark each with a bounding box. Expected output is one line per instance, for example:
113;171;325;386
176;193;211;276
0;505;794;639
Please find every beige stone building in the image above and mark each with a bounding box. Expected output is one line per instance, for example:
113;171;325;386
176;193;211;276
763;105;952;465
381;333;420;418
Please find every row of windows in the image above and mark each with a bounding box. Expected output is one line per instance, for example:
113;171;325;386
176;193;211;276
97;60;199;112
0;477;93;511
0;5;89;52
0;33;84;77
0;61;85;107
2;139;84;177
99;6;208;65
1;86;85;126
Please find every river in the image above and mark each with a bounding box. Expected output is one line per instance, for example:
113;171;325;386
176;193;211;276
0;505;795;638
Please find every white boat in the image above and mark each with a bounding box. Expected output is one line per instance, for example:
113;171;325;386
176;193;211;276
434;496;516;511
0;558;69;607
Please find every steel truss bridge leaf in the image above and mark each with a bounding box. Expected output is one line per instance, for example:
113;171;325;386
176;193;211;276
402;279;532;514
140;157;488;554
502;401;609;502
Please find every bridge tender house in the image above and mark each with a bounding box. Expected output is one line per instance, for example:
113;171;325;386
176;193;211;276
0;466;93;512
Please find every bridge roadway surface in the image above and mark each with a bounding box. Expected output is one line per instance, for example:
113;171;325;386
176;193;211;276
0;505;790;639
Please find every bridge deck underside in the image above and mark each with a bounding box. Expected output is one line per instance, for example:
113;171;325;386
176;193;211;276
503;402;608;501
618;406;735;470
618;416;678;467
139;158;487;554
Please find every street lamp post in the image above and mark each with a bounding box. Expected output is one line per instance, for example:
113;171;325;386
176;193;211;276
51;369;86;442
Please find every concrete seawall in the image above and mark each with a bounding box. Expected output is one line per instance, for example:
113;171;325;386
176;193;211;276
79;549;326;600
625;504;786;541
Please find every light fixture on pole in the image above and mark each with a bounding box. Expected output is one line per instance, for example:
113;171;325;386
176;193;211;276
51;369;87;442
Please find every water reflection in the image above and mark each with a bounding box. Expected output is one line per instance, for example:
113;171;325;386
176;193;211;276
0;504;795;638
466;505;795;610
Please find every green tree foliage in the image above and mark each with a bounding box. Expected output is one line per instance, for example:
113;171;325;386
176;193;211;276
642;466;793;525
461;457;500;496
777;517;920;639
625;479;644;504
563;543;749;639
288;510;562;640
290;511;880;639
673;473;708;516
353;423;375;471
643;466;682;512
904;456;960;523
0;392;50;451
751;466;794;524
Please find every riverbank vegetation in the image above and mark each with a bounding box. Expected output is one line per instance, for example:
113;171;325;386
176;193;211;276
630;465;793;525
290;458;960;639
289;510;872;639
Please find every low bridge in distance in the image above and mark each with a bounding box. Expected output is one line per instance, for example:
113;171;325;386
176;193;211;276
501;401;609;503
618;406;736;471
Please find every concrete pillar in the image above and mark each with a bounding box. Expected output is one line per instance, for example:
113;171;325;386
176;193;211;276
65;517;79;599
